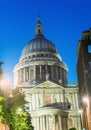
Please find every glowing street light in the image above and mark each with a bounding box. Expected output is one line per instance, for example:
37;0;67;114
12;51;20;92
82;97;89;106
78;109;83;114
17;108;22;113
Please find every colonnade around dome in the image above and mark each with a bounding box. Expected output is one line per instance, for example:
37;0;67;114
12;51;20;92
14;63;68;87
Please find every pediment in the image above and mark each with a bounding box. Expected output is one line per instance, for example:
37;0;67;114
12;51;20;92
33;80;64;90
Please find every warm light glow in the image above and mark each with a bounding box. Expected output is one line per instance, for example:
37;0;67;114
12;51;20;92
0;74;13;92
0;78;6;91
9;94;13;98
83;97;89;104
78;109;83;114
17;108;22;113
0;79;5;86
4;74;13;87
49;125;52;130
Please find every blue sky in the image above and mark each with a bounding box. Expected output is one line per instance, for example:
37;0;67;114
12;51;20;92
0;0;91;85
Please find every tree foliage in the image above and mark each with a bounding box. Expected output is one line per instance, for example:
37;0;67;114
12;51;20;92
0;96;5;118
0;87;33;130
12;110;33;130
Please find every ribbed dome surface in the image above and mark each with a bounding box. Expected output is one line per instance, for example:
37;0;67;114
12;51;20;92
21;36;57;56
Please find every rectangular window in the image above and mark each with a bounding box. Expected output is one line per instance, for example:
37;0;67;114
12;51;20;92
26;106;30;110
88;45;91;53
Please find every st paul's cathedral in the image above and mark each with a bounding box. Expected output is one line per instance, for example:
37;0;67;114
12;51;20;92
14;17;81;130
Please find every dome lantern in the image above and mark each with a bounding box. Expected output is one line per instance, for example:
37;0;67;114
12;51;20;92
35;16;44;37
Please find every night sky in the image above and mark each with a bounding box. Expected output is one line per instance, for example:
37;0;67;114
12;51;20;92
0;0;91;85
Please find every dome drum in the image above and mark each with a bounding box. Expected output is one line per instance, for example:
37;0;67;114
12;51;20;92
14;63;68;87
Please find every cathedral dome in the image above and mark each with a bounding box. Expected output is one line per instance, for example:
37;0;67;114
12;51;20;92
21;36;57;56
20;16;61;62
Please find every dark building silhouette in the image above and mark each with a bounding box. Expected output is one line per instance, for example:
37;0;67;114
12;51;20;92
77;28;91;130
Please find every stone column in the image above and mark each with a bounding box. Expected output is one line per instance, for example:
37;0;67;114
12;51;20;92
32;117;35;130
73;93;76;109
40;65;42;79
36;117;40;130
63;69;65;83
20;69;21;83
63;90;65;102
52;93;55;103
51;66;53;80
76;116;79;129
61;92;63;102
24;67;26;82
72;93;75;109
72;117;75;128
36;93;39;109
78;116;82;130
42;90;45;106
75;92;78;109
46;115;49;130
25;67;29;81
59;93;61;102
65;71;68;84
30;67;32;81
43;115;46;130
71;94;74;110
65;70;67;83
46;65;49;80
58;115;62;130
62;117;68;130
58;93;60;102
56;67;58;80
60;68;62;80
35;118;37;130
40;116;43;130
34;66;36;80
74;117;77;129
62;69;64;83
46;65;48;74
29;66;30;80
32;94;36;110
53;115;56;130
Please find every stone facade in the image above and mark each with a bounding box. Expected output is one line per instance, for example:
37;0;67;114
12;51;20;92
14;17;81;130
77;28;91;130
